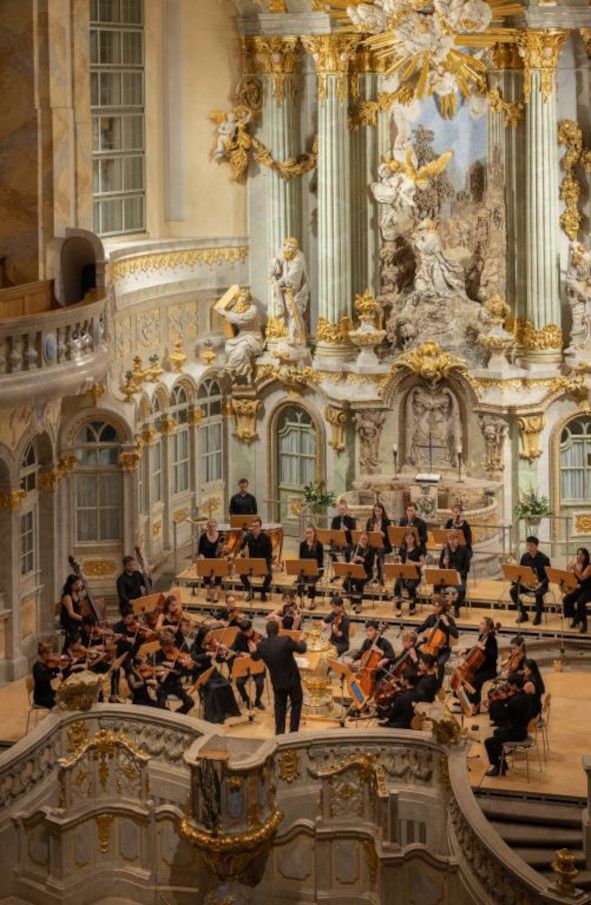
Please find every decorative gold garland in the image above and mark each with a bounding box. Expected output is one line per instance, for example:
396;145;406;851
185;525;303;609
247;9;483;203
487;87;524;127
557;119;591;241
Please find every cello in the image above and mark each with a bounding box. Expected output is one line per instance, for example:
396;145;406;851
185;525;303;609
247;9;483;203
451;621;501;694
374;647;416;708
135;546;153;594
356;621;389;699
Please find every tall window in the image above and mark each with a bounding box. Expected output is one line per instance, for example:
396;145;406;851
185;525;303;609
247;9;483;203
170;385;190;495
19;442;38;577
150;396;163;503
560;416;591;502
90;0;145;236
74;421;123;542
277;406;316;487
198;379;223;484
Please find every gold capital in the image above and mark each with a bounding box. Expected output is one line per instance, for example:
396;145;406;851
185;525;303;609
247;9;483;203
517;413;546;462
301;35;361;104
244;36;299;103
516;30;568;102
0;489;25;511
325;406;348;453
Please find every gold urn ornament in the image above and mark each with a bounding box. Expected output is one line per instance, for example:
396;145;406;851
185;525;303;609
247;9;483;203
170;338;187;372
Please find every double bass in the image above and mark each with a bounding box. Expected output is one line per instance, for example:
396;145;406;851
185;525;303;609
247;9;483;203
68;555;103;621
356;622;389;699
135;546;153;594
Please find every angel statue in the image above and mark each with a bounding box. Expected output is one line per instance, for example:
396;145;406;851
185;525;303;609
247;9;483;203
210;106;253;182
215;286;264;381
372;147;453;239
565;241;591;355
269;237;310;349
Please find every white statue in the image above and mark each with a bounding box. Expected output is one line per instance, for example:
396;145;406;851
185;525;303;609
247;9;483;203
269;237;310;347
565;241;591;354
219;288;264;381
211;107;252;163
406;386;460;470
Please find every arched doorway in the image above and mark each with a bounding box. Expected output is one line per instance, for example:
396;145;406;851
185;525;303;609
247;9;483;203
274;404;319;531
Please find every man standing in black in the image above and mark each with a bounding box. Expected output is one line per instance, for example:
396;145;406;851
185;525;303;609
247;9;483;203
251;619;307;734
239;517;273;601
509;535;550;626
484;673;533;776
116;555;147;614
435;532;471;618
399;502;428;554
229;478;258;516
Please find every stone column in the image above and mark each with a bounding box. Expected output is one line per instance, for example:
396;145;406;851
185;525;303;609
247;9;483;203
519;30;568;364
0;490;28;681
302;34;360;369
245;37;301;328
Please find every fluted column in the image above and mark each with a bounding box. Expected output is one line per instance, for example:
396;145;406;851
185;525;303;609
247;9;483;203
519;29;567;364
245;37;301;324
302;34;359;368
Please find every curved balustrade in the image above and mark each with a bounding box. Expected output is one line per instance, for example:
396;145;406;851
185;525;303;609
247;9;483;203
0;294;109;403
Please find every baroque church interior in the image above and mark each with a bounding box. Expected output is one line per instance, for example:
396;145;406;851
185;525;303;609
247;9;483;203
2;0;591;903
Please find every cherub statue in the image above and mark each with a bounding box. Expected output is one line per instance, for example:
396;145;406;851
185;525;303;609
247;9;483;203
210;106;253;182
218;287;264;381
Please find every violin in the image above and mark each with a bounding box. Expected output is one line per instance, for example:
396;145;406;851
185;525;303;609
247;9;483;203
45;654;70;670
138;663;155;679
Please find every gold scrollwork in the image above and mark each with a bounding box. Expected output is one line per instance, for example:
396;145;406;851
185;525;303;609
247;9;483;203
160;415;177;435
301;34;361;104
67;719;89;754
37;469;61;492
557;119;591;241
118;450;141;471
391;341;470;387
152;521;162;538
316;316;352;346
244;36;299;103
110;246;248;282
173;508;189;523
230;398;262;444
517;413;547;462
96;813;114;854
325;406;348;453
179;808;284;854
0;489;25;511
82;559;117;577
87;381;106;407
487;87;524;128
276;749;300;784
574;514;591;535
514;321;563;351
188;408;204;426
58;454;77;475
169;338;187;373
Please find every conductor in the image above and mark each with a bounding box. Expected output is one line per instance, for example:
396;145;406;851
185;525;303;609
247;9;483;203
251;620;307;734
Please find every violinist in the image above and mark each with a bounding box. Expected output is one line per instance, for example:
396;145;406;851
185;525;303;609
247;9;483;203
197;520;226;603
393;630;420;675
510;535;550;626
189;627;241;723
111;609;149;701
154;630;195;714
500;635;526;677
399;503;428;555
378;653;438;729
116;555;149;614
329;499;356;570
366;502;392;584
563;546;591;633
60;574;84;649
239;517;273;602
484;673;532;776
32;643;60;710
417;597;459;686
82;617;114;675
435;532;470;618
522;658;545;718
394;530;424;617
222;594;246;628
230;619;266;711
62;641;89;679
156;595;185;646
445;504;472;560
127;656;161;708
322;595;350;657
461;617;498;714
345;531;375;613
298;525;324;607
270;592;302;631
351;620;395;684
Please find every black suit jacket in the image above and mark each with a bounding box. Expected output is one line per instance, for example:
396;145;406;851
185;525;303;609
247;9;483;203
399;516;428;550
251;635;307;689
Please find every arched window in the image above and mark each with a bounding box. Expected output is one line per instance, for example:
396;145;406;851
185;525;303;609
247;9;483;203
150;395;163;503
170;385;190;494
560;416;591;502
277;405;317;491
198;379;223;485
74;420;123;542
19;442;39;576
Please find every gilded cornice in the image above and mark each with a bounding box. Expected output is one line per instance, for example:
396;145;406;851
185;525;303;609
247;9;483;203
109;246;248;283
301;34;361;103
516;30;568;102
491;43;524;71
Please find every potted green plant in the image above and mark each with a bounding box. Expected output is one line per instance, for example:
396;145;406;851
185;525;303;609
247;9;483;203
303;481;337;528
513;487;552;532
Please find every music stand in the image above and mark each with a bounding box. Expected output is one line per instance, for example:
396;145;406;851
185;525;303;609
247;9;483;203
351;530;384;548
328;657;357;727
431;529;465;546
286;559;318;608
333;562;367;608
231;654;266;723
230;514;256;530
317;529;347;547
237;558;270;608
188;666;216;713
502;563;536;586
424;568;461;608
388;526;419;548
132;592;164;615
138;640;160;662
383;562;420;584
195;557;230;598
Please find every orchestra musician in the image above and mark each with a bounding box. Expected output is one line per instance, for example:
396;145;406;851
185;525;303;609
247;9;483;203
510;535;550;626
392;630;421;675
116;555;149;614
435;532;470;618
416;597;459;686
221;594;246;628
398;502;428;555
60;574;84;649
229;478;258;516
563;546;591;633
345;530;375;613
378;653;438;729
32;643;60;710
394;530;424;617
155;594;185;646
239;517;273;602
445;504;472;560
500;634;526;677
197;520;226;602
366;502;392;584
322;595;350;657
231;619;266;711
62;641;89;679
461;617;498;714
251;619;307;734
189;627;241;723
154;630;195;714
329;499;356;571
350;620;395;683
484;673;532;776
270;592;302;631
522;657;545;718
298;525;324;607
127;656;161;708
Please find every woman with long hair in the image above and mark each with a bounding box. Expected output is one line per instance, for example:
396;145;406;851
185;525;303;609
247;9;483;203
366;501;392;584
564;547;591;633
394;530;423;617
522;657;545;717
60;574;84;649
298;524;324;609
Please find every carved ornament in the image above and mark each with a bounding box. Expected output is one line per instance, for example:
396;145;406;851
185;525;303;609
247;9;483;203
118;450;141;471
230;398;262;444
487;87;523;127
516;30;568;102
169;339;186;373
55;670;104;711
109;246;248;282
173;508;189;523
160;415;177;435
557;119;591;241
514;320;563;351
574;513;591;535
58;454;77;475
276;749;300;783
96;813;114;854
87;381;106;407
244;36;299;102
152;521;162;538
179;808;283;854
81;559;117;577
325;406;348;453
301;34;360;104
141;427;159;445
0;489;25;511
517;414;546;462
477;414;507;476
38;469;61;491
316;316;352;346
188;407;204;426
265;316;287;340
391;341;469;387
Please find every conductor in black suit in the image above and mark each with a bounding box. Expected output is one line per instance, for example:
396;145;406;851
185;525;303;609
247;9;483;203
251;620;307;734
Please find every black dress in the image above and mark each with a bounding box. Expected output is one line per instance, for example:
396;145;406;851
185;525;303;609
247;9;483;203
189;642;241;724
32;660;58;709
198;533;223;588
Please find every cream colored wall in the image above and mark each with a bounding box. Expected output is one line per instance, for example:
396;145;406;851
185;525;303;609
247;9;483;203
144;0;247;240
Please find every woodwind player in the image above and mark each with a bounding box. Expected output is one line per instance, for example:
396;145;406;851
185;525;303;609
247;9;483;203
563;546;591;633
510;536;550;626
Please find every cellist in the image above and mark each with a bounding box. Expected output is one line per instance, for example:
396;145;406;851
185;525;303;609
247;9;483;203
350;620;395;693
417;597;459;687
459;617;498;715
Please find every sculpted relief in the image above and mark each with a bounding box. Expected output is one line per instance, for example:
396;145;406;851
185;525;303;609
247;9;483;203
405;386;461;470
